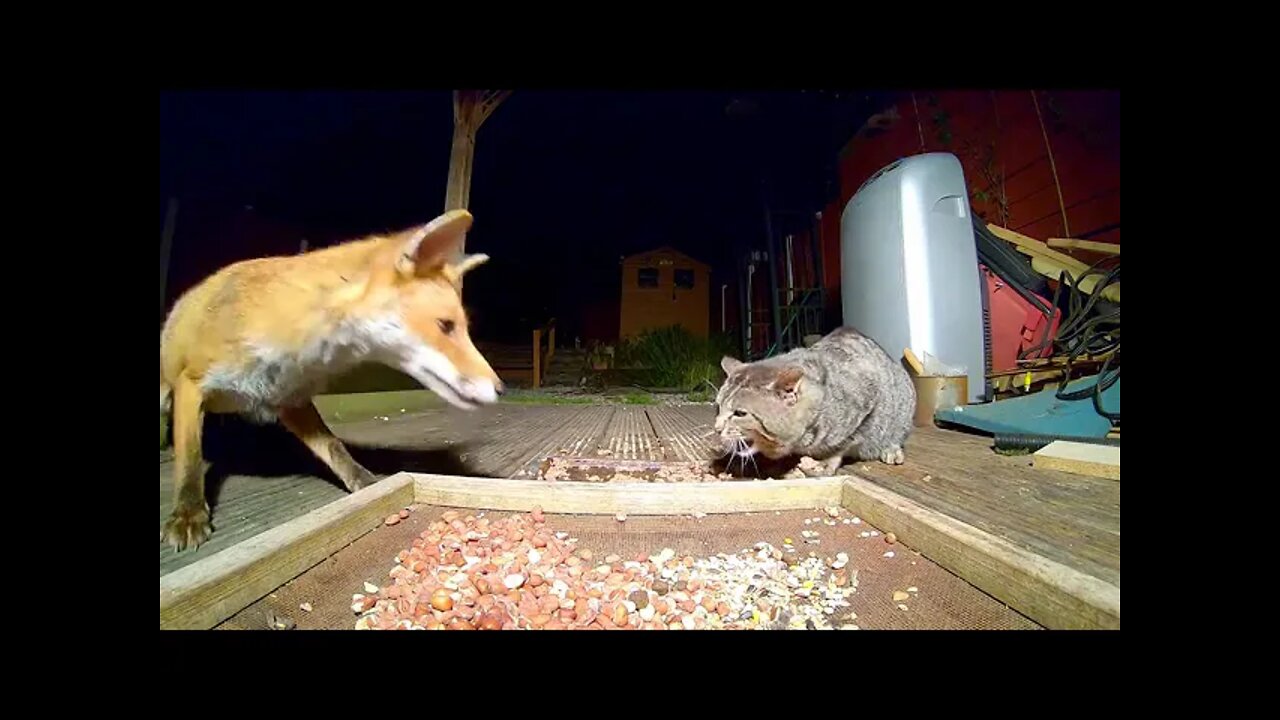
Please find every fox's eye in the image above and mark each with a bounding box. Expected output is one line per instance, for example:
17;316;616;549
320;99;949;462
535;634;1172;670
733;410;747;418
437;319;456;335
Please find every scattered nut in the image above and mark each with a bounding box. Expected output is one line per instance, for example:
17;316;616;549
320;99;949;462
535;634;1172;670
351;508;865;631
431;588;454;612
299;602;313;613
885;532;897;545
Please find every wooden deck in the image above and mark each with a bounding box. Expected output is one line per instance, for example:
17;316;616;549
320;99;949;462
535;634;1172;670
159;401;1119;592
849;425;1120;587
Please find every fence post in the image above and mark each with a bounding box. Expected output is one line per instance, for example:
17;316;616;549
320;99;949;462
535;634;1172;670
532;328;542;389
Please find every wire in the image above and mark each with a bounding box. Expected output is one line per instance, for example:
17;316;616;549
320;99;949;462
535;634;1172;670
974;218;1120;425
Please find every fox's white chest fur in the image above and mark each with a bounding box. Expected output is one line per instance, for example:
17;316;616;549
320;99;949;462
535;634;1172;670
201;316;406;422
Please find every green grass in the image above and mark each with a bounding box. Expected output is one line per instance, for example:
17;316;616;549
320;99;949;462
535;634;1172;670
685;389;714;403
508;389;654;405
619;391;656;405
313;390;443;424
324;364;421;394
501;391;597;405
614;326;735;391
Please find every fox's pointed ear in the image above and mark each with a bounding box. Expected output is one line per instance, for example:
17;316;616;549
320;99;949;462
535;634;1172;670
440;253;491;286
394;210;473;278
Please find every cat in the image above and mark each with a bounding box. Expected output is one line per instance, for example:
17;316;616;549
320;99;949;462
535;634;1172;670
714;326;916;475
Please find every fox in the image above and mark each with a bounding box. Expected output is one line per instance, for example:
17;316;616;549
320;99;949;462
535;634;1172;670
159;209;503;551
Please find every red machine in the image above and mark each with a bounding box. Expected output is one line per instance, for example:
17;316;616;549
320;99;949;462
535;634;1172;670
981;264;1061;373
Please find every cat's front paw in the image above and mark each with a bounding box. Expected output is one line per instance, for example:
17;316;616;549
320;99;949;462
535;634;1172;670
879;445;905;465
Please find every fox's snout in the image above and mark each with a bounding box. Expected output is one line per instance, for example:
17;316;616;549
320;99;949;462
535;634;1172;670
456;350;505;404
405;338;506;411
457;374;505;404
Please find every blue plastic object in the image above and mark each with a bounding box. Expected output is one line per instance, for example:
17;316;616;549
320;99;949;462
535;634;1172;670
934;375;1118;438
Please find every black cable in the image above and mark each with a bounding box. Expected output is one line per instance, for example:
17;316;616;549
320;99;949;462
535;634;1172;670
1019;258;1119;360
974;218;1120;425
1091;349;1121;421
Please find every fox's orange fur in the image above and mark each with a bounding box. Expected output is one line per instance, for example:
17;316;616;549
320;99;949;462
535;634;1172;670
159;209;502;551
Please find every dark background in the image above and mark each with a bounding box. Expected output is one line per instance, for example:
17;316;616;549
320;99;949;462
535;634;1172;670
159;90;890;343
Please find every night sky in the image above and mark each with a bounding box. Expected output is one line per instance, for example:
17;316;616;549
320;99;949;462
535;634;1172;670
160;90;889;342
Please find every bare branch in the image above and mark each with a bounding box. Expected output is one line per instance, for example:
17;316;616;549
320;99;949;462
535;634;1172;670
474;90;513;127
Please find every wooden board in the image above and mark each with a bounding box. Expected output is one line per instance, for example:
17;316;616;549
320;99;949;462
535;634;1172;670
1034;441;1120;481
987;223;1120;303
840;476;1120;630
1047;237;1121;255
853;425;1120;587
161;461;1117;631
987;223;1089;271
411;474;845;515
1030;257;1121;303
159;475;414;630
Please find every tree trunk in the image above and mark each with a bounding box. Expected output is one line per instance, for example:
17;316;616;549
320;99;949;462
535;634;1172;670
442;90;510;283
444;94;478;214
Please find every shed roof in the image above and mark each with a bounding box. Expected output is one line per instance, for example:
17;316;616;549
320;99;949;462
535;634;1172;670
621;246;711;270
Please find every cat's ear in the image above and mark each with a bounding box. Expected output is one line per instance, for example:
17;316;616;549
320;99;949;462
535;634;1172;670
721;356;744;374
773;366;804;404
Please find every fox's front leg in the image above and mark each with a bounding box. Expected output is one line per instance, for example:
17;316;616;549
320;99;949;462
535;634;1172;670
161;374;213;551
278;402;379;492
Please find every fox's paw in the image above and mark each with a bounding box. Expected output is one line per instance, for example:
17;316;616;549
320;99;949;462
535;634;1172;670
347;468;381;493
161;502;213;551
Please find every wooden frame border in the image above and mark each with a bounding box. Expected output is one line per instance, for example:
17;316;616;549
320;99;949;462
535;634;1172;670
411;474;845;515
159;475;415;630
159;472;1119;630
840;476;1120;629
